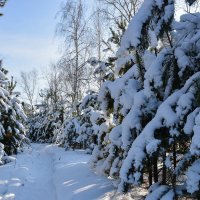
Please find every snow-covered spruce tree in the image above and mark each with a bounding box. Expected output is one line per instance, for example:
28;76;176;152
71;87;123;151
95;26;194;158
90;43;145;179
28;88;64;143
93;63;141;179
118;2;200;199
28;108;61;143
76;91;99;152
114;0;175;192
28;110;44;142
28;105;64;143
89;103;114;173
56;91;99;151
56;116;80;150
56;100;82;150
89;2;146;182
0;0;28;165
88;0;140;175
90;0;176;188
0;64;27;164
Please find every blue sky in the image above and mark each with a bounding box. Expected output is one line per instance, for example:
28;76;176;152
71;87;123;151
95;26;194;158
0;0;64;80
0;0;193;82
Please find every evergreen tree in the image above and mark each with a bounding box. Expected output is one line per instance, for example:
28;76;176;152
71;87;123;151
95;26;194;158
0;63;28;164
88;0;141;178
89;0;175;190
117;1;200;199
76;91;99;152
28;88;64;143
56;117;80;150
28;107;61;143
89;0;200;198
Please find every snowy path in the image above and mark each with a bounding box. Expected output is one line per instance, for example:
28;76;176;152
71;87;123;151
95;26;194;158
0;144;115;200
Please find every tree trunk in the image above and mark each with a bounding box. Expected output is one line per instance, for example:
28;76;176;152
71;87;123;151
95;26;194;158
153;156;158;183
172;140;177;199
162;152;167;185
147;156;153;186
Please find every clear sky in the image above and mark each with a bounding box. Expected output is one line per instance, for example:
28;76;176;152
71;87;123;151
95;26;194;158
0;0;64;80
0;0;197;82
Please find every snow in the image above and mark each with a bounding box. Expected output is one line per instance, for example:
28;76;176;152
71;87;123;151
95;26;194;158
165;156;172;168
0;144;116;200
146;139;161;155
184;108;200;135
160;189;174;200
118;0;155;51
149;30;158;48
186;159;200;194
109;125;122;147
190;112;200;155
144;48;170;95
146;185;169;200
0;144;56;200
115;52;134;75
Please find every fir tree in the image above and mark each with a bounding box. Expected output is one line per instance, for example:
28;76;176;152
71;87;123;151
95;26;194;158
0;63;28;164
118;1;200;199
76;91;99;152
28;88;64;143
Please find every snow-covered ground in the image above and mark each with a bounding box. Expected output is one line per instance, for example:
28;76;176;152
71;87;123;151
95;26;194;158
0;144;116;200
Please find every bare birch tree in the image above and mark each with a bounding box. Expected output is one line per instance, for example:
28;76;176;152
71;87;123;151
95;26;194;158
97;0;142;24
57;0;93;108
88;0;143;84
20;69;38;109
44;64;63;109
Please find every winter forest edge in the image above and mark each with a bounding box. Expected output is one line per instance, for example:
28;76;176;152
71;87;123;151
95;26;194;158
0;0;200;199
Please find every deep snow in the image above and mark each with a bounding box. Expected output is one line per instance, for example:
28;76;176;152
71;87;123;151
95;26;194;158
0;144;116;200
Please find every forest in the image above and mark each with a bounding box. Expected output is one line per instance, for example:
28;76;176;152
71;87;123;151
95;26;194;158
0;0;200;199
